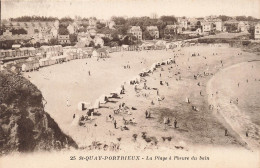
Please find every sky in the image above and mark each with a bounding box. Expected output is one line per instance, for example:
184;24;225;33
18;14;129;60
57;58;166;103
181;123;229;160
1;0;260;20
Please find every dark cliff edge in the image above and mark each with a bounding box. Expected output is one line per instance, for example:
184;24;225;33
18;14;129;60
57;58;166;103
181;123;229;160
0;70;78;155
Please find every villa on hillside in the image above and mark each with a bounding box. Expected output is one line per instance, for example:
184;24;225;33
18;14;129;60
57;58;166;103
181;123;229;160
202;22;213;32
146;26;159;39
238;21;250;32
255;23;260;40
128;26;142;41
164;25;177;38
178;18;188;29
58;35;70;44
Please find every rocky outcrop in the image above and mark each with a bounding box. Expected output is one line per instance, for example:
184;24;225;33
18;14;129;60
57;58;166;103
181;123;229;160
0;70;77;155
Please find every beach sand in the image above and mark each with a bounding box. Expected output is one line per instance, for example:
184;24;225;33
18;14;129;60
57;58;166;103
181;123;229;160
24;45;259;151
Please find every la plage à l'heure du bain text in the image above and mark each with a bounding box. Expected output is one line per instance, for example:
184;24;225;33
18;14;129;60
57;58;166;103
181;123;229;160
70;155;210;161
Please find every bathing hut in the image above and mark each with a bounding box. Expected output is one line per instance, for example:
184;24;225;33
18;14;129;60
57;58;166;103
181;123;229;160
77;101;91;111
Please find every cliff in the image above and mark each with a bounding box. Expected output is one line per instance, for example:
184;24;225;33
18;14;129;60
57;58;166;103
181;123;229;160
0;70;77;155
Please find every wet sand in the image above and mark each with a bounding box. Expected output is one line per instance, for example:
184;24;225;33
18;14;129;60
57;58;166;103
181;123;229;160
207;61;260;150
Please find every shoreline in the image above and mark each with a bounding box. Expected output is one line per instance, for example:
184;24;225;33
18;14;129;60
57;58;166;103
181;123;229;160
207;61;260;150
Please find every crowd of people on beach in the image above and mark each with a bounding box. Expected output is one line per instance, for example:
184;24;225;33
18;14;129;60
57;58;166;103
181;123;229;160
66;47;258;150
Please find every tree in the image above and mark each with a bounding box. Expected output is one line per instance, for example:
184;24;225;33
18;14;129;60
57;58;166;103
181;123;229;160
49;38;58;45
10;16;58;22
58;27;69;35
110;41;119;47
95;44;101;49
60;17;73;23
143;30;153;40
117;25;128;35
224;23;238;32
236;16;247;21
102;37;111;46
69;34;78;43
122;36;132;45
160;16;177;24
111;16;126;25
34;29;39;33
35;42;41;48
88;41;95;47
96;22;106;29
218;15;232;22
248;26;255;39
78;27;88;33
10;28;27;35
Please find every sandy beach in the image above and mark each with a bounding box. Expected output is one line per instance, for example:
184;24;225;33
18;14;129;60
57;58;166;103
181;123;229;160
24;45;260;151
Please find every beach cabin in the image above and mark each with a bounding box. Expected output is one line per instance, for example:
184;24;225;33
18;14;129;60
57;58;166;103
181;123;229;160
51;55;67;64
28;47;36;57
83;47;94;57
12;44;21;50
15;49;22;57
10;50;16;57
0;50;5;59
39;58;55;67
19;48;29;57
77;102;91;111
110;46;121;52
122;45;129;51
0;61;4;71
40;46;51;57
92;48;109;58
155;40;166;50
141;43;155;50
65;52;73;61
4;50;12;58
99;94;109;104
21;59;40;72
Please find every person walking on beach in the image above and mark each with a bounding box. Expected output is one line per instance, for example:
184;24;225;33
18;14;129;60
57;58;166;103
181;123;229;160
174;119;177;128
167;118;170;125
200;91;202;96
145;110;148;118
114;120;117;129
91;111;94;120
88;70;91;76
66;99;70;107
225;129;228;136
164;117;167;130
73;114;75;119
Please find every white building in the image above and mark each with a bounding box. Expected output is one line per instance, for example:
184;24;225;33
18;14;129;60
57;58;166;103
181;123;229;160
202;22;213;32
3;30;12;36
147;26;159;39
238;21;249;32
94;36;104;47
178;18;188;29
67;22;78;34
215;20;223;31
128;26;142;40
255;23;260;40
